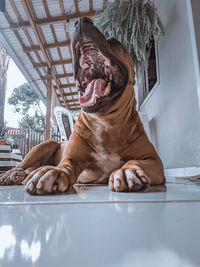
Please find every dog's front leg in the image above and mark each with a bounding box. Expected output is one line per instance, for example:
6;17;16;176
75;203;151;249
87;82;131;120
23;134;91;195
22;160;81;195
0;140;60;186
109;158;165;192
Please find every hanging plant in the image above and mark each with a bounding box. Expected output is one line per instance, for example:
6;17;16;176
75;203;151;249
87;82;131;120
94;0;164;75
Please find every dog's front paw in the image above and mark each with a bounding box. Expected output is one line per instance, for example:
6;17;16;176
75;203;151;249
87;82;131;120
23;166;70;195
0;168;27;185
109;168;150;192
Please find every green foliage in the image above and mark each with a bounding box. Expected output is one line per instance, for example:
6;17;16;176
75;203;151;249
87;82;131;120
8;83;41;115
8;83;46;133
94;0;164;74
19;113;46;134
0;123;7;139
0;122;12;145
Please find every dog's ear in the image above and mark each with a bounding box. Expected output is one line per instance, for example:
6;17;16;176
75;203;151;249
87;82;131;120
107;38;135;84
106;37;120;44
107;38;126;51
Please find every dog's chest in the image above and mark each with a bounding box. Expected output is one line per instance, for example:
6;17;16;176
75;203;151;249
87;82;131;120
92;148;123;174
90;117;123;174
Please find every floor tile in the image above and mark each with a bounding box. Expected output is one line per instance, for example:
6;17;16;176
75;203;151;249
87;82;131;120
0;177;200;267
0;202;199;267
0;178;200;205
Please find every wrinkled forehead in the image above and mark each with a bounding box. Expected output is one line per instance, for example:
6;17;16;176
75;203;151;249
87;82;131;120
107;38;135;77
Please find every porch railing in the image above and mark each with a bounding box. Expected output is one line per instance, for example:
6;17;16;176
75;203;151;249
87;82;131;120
6;129;61;159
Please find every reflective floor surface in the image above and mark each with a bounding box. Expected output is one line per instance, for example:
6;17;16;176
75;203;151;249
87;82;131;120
0;176;200;267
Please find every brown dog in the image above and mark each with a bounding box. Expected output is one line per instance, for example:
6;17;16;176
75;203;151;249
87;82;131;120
0;18;165;194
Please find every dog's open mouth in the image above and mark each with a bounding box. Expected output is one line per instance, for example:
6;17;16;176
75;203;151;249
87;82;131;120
75;39;126;110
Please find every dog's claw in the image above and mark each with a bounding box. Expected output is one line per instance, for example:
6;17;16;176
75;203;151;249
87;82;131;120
109;168;150;192
0;168;27;185
24;166;70;195
128;179;134;189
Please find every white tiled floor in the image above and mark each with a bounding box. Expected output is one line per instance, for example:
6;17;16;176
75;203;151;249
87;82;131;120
0;177;200;267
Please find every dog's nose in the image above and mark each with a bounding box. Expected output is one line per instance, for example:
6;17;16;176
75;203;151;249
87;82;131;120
82;17;93;24
74;17;93;28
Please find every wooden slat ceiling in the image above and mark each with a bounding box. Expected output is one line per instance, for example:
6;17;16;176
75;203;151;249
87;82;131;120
2;0;105;111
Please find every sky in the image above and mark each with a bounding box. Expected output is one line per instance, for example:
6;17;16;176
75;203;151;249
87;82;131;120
5;59;27;128
5;59;45;128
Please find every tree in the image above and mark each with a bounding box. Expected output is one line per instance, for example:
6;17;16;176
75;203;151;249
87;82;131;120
0;44;10;131
8;83;46;133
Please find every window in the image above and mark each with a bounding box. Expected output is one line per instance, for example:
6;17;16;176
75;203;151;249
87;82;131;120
139;39;159;107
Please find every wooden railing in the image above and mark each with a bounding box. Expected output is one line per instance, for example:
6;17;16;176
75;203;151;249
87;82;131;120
6;129;61;158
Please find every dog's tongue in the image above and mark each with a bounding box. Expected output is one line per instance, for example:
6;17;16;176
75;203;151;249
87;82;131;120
79;78;109;107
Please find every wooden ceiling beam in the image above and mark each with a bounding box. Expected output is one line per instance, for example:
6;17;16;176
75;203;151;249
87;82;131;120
69;103;80;108
74;0;79;13
21;0;70;108
26;0;65;109
57;92;78;97
89;0;93;12
65;98;79;103
10;11;96;30
41;73;74;80
33;59;72;68
23;40;70;52
54;83;76;89
6;0;47;99
70;107;80;110
9;0;47;76
58;0;76;108
36;0;75;109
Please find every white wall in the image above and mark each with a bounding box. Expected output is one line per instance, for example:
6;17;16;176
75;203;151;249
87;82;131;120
140;0;200;169
190;0;200;65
